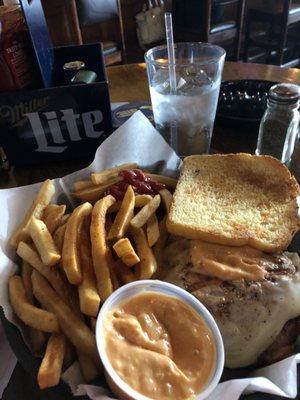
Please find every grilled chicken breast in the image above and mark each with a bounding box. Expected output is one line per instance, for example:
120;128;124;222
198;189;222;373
163;239;300;368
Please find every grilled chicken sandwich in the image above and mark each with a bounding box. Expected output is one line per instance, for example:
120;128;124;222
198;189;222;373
163;154;300;368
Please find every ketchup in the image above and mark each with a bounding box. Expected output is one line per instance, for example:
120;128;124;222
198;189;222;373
106;169;165;200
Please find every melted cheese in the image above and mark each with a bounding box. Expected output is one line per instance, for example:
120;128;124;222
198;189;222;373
219;253;300;367
190;241;268;281
164;237;300;368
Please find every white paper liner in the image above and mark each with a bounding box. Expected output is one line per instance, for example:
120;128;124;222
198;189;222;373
0;111;299;400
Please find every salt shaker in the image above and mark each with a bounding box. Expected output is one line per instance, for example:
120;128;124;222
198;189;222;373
256;83;300;164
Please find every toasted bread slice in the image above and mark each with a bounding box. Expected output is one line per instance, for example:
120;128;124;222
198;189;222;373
167;154;300;253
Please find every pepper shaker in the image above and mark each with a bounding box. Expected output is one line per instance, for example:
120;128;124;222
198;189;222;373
256;83;300;165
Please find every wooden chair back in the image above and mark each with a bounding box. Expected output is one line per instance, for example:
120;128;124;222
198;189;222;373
208;0;245;60
243;0;300;66
174;0;246;60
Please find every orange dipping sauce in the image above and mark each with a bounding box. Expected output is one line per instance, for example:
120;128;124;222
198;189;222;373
103;292;216;400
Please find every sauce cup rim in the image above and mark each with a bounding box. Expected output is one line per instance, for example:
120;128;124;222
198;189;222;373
96;279;225;400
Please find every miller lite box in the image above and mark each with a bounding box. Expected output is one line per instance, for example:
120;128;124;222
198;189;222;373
0;43;113;166
0;0;113;166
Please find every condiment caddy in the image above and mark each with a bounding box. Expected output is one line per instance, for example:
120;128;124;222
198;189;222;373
0;0;112;166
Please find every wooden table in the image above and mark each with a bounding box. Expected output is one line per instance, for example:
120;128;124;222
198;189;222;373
107;61;300;103
1;61;300;191
2;61;300;400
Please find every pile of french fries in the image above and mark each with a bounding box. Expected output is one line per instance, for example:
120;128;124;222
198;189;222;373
8;163;176;390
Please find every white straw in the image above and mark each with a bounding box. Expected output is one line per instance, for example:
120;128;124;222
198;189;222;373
165;12;176;94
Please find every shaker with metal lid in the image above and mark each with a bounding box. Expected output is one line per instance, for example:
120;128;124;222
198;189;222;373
63;60;98;84
255;83;300;164
63;60;86;82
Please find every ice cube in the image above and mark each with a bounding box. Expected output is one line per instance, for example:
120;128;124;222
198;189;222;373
175;68;214;95
153;74;189;94
184;66;213;84
176;77;187;90
154;80;170;94
196;69;214;85
152;70;170;93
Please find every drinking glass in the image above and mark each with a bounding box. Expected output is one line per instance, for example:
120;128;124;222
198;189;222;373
145;42;225;156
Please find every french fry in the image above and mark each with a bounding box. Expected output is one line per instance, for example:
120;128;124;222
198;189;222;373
59;213;70;226
53;223;67;253
72;177;122;203
31;271;98;364
91;163;138;185
130;194;161;229
62;202;92;285
146;213;160;247
10;179;55;248
107;194;153;214
107;185;135;241
17;241;75;306
133;194;153;207
78;219;101;317
43;204;66;234
130;227;157;279
110;260;120;291
43;204;64;219
29;217;61;267
62;279;82;318
73;180;95;191
9;275;59;333
37;334;66;389
22;261;46;354
8;165;178;391
101;211;120;290
21;261;34;303
113;238;140;267
17;224;104;315
90;195;116;300
115;259;136;284
159;189;173;213
107;201;124;214
77;352;100;382
153;217;169;278
145;173;177;190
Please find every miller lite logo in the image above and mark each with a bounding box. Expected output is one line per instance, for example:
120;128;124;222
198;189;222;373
0;78;112;165
25;108;104;153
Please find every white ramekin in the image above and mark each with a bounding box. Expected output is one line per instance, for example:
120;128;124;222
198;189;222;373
96;280;224;400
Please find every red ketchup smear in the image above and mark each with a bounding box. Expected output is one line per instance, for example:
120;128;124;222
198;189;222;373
106;169;165;200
